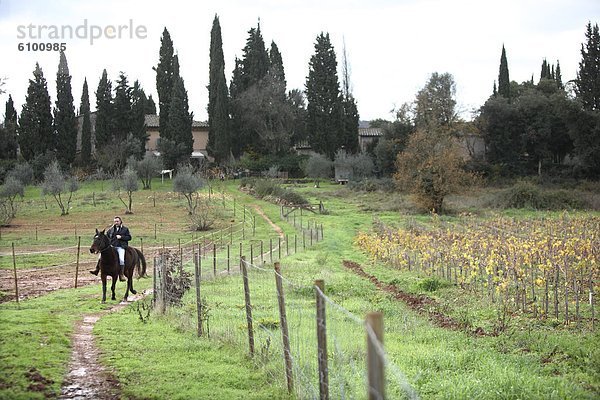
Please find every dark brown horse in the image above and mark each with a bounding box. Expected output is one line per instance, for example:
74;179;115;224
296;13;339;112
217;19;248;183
89;229;147;302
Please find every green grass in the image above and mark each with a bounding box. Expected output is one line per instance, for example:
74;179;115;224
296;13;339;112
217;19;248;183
0;285;117;399
1;178;599;399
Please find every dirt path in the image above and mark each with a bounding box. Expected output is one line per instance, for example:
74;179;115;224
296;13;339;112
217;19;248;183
252;204;285;238
59;289;151;399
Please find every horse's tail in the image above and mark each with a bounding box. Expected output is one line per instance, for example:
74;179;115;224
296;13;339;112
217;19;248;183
135;248;147;278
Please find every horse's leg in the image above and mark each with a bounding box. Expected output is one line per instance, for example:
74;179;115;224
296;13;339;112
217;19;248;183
111;276;117;301
101;276;107;303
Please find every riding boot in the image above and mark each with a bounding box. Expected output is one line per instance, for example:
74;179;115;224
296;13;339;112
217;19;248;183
89;261;100;276
119;264;126;281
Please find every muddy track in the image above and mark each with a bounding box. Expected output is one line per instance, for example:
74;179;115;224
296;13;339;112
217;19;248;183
252;204;285;238
59;289;151;399
342;260;490;336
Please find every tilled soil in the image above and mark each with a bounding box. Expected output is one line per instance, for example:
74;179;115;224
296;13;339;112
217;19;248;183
0;261;99;302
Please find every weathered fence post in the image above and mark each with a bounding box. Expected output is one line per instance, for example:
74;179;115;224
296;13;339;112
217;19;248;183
213;244;217;277
315;280;328;400
278;237;282;260
160;251;167;314
227;245;230;273
12;243;19;305
195;244;203;336
260;240;264;264
153;256;157;306
275;262;293;394
241;256;254;356
286;234;289;256
366;312;385;400
270;238;273;263
140;237;143;255
74;236;81;288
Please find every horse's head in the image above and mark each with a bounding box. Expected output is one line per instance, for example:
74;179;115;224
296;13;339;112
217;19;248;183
90;229;110;254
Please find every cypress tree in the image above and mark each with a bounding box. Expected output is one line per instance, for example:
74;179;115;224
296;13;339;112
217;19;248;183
95;69;113;145
498;45;510;99
576;22;600;111
156;28;175;137
0;95;18;159
18;63;54;161
5;95;17;123
555;61;563;89
269;40;286;89
54;51;77;167
306;32;344;159
207;14;231;163
113;72;132;143
240;23;269;90
340;42;359;153
163;74;192;168
131;80;148;158
79;78;92;164
145;95;157;114
229;57;244;157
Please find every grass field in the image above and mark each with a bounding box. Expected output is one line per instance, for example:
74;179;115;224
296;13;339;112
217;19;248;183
0;177;598;399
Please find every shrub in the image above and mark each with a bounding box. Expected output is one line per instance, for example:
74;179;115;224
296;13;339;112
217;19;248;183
500;180;584;210
416;277;449;292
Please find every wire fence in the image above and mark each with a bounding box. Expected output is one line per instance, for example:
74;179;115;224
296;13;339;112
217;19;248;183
153;212;419;399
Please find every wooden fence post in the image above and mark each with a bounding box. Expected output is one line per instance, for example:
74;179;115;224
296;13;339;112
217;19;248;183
227;245;230;273
12;243;19;305
315;280;328;400
153;256;157;306
270;239;273;263
161;252;167;314
260;240;264;264
275;262;293;394
278;237;282;260
213;244;217;277
286;234;289;256
74;236;81;288
366;312;385;400
241;256;254;356
195;244;203;336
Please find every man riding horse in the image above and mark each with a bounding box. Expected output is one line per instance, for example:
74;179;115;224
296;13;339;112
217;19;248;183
90;216;131;281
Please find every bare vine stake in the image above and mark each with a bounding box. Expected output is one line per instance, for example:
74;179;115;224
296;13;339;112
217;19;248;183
74;237;81;288
12;243;19;305
241;256;254;356
274;262;293;394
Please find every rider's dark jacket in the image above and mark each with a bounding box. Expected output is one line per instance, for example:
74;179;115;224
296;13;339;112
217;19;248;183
107;225;131;248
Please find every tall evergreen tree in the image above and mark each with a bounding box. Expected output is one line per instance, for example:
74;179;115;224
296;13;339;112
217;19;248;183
207;14;231;163
95;69;113;145
113;72;132;143
5;95;17;123
79;78;92;164
131;80;149;158
340;42;359;153
145;95;157;114
155;28;175;137
240;23;269;90
269;41;286;89
229;57;244;157
54;51;77;167
576;22;600;111
0;95;18;159
162;74;193;168
305;32;344;159
18;63;54;161
498;45;511;99
555;61;563;89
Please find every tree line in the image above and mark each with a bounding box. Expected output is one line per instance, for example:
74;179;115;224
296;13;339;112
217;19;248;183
0;19;599;206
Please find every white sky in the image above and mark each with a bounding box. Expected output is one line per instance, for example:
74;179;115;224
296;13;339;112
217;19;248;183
0;0;598;123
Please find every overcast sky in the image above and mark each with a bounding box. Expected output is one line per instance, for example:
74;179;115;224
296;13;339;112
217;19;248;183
0;0;598;123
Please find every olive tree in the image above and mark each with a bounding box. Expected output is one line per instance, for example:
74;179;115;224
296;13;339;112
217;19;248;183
114;166;139;214
173;165;204;215
304;153;332;187
0;176;24;218
41;160;79;215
